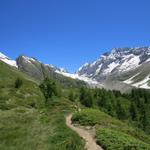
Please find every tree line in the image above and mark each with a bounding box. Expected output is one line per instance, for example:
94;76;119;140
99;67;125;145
38;77;150;134
79;87;150;134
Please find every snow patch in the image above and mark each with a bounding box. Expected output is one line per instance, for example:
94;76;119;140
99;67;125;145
0;52;18;68
123;73;150;89
90;61;97;67
145;58;150;62
119;55;140;72
123;73;140;84
45;64;55;68
78;62;89;72
103;62;119;74
2;59;18;68
132;75;150;89
59;68;67;73
22;56;36;63
95;64;102;75
55;70;103;87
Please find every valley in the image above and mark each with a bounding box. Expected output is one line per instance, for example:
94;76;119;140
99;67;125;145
0;48;150;150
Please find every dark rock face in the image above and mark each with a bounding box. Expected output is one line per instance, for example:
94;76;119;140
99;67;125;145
16;56;86;88
17;56;54;80
17;56;43;79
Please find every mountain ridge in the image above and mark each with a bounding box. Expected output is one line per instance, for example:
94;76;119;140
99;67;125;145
1;47;150;90
77;47;150;90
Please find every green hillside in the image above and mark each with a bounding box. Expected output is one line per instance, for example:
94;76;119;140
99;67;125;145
0;60;150;150
0;61;84;150
72;109;150;150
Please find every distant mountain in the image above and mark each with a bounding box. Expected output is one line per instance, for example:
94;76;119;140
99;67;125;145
1;47;150;91
0;52;101;87
0;52;87;88
77;47;150;90
16;55;87;87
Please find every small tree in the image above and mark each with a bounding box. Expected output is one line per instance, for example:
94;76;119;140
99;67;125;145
39;77;60;104
15;78;23;88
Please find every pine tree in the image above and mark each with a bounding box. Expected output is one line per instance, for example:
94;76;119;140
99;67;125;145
79;87;86;101
129;102;138;121
116;98;127;120
141;110;148;131
39;77;60;104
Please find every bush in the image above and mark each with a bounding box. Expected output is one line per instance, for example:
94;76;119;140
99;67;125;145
72;109;150;145
15;78;23;88
96;128;150;150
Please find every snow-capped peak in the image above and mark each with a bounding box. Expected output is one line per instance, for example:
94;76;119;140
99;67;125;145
22;56;36;63
77;47;150;84
0;52;18;68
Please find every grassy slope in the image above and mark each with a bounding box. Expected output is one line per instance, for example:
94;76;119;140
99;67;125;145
72;109;150;150
0;61;84;150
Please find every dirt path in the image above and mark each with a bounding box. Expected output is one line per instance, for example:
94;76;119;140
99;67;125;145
65;114;103;150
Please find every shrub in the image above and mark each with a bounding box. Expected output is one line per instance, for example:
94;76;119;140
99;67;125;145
15;78;23;88
96;128;150;150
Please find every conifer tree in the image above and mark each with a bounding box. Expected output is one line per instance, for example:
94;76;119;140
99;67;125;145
116;98;127;120
129;102;138;121
79;88;93;107
39;77;60;104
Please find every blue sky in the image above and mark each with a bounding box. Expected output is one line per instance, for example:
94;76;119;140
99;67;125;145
0;0;150;72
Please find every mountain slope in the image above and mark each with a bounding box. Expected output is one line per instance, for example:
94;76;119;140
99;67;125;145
0;61;85;150
72;109;150;150
77;47;150;90
0;52;103;88
0;52;89;88
16;55;87;88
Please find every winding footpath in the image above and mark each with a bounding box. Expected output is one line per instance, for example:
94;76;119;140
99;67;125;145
65;114;103;150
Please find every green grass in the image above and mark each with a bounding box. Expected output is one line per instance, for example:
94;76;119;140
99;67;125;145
72;109;150;149
0;61;85;150
46;99;85;150
0;104;85;150
96;128;150;150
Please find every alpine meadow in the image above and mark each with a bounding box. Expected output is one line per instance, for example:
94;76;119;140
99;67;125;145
1;0;150;150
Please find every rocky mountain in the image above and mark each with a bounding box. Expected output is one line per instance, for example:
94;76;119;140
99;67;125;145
1;47;150;91
77;47;150;90
16;55;87;87
16;55;60;80
0;52;100;87
0;53;87;88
